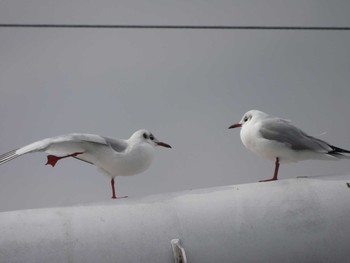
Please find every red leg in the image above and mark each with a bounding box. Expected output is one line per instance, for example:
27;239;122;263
259;157;280;182
110;178;128;199
111;178;117;199
46;152;84;167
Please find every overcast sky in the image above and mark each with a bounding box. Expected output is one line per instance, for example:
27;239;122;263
0;0;350;212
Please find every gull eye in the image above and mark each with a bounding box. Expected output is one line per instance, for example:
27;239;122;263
149;134;154;140
244;115;252;122
143;133;148;139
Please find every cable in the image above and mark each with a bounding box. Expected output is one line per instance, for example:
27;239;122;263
0;24;349;30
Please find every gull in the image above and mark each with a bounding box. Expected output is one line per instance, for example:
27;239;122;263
0;129;171;198
229;110;350;181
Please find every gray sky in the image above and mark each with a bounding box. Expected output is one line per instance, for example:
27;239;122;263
0;0;350;212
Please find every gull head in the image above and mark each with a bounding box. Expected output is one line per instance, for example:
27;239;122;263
229;110;267;129
129;129;172;148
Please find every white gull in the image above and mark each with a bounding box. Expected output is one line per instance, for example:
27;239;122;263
229;110;350;181
0;129;171;198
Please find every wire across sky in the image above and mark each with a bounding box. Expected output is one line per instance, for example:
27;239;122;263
0;24;349;30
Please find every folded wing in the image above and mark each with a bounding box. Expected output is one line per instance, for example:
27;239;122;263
259;118;350;158
259;118;333;152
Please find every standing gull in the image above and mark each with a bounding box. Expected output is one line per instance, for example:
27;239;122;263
0;129;171;198
229;110;350;181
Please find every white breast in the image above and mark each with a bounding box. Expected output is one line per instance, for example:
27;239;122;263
240;121;285;162
94;143;155;177
240;121;260;153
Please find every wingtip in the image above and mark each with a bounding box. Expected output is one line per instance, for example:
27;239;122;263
0;149;19;165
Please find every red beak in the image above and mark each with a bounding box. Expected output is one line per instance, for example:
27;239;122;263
228;123;242;129
157;142;172;148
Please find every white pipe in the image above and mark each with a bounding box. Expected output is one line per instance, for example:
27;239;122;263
0;175;350;263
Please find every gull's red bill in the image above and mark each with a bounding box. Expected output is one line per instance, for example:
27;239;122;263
228;123;242;129
157;142;172;148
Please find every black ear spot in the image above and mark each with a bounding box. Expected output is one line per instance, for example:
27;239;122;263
143;133;148;139
244;115;252;122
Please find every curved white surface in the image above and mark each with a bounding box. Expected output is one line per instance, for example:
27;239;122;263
1;175;350;263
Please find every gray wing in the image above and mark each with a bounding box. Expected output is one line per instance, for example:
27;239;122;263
259;118;332;153
73;135;128;164
0;133;128;166
66;134;128;152
101;136;128;152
